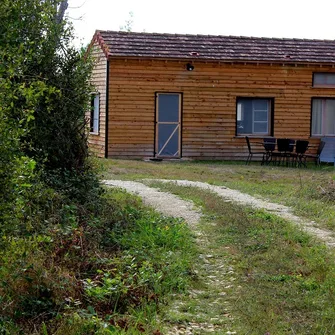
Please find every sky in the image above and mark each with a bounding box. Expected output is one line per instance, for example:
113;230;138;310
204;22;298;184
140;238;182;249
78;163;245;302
67;0;335;46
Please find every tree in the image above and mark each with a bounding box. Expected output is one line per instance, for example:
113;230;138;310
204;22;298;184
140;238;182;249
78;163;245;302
3;0;94;168
55;0;69;24
119;11;134;32
0;0;96;231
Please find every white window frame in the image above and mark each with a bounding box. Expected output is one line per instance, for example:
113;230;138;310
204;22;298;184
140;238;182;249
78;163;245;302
252;100;269;134
236;98;272;136
90;94;100;134
311;98;335;136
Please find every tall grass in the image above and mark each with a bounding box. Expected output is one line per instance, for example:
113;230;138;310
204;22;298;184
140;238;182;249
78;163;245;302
0;188;195;334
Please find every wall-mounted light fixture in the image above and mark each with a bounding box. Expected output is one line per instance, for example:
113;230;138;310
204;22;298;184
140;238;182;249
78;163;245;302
186;63;194;71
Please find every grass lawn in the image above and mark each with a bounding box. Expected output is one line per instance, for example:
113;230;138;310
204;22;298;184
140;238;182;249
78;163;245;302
15;157;330;334
99;159;335;231
147;181;335;334
94;158;335;333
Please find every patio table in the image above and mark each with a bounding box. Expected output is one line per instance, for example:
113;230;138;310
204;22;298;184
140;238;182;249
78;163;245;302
262;139;297;167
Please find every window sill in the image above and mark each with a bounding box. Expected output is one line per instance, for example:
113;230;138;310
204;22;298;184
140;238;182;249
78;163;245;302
89;132;100;136
312;85;335;88
234;135;273;139
310;135;335;138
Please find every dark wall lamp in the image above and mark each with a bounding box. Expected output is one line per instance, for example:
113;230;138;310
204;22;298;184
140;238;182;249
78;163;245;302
186;63;194;71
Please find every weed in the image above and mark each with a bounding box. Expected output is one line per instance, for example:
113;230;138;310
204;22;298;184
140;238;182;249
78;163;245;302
0;185;194;334
83;207;195;316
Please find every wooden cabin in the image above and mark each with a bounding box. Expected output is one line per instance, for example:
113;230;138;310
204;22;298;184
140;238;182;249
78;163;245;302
87;30;335;160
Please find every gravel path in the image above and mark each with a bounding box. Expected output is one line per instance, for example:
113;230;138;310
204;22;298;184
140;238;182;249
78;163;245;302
103;179;236;334
103;178;335;334
103;179;335;248
152;179;335;247
103;180;201;225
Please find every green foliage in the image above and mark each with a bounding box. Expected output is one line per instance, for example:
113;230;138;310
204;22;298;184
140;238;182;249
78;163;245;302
82;195;194;322
0;0;94;195
0;0;99;236
0;0;136;333
25;46;94;172
43;166;102;205
0;185;194;334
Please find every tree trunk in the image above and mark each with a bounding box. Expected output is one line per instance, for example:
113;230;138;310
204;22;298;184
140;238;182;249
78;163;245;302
55;0;68;24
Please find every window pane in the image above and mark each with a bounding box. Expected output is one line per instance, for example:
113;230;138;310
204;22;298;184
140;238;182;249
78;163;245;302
253;100;268;110
327;76;335;85
314;73;335;86
325;100;335;135
236;98;270;135
93;95;99;132
314;73;326;85
312;99;322;135
254;111;268;122
236;99;252;135
237;103;242;121
312;99;335;136
90;94;99;133
254;122;268;133
158;94;180;122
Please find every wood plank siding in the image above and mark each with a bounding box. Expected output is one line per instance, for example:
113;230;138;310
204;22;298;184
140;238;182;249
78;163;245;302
107;58;335;159
87;42;107;157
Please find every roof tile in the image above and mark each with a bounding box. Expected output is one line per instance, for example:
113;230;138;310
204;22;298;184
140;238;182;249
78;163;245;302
94;30;335;64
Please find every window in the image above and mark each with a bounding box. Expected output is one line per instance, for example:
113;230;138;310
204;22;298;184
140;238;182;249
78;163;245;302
311;98;335;136
236;98;272;136
313;73;335;87
90;94;99;133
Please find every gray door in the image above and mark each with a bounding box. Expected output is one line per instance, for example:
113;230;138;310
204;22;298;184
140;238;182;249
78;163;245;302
156;93;181;158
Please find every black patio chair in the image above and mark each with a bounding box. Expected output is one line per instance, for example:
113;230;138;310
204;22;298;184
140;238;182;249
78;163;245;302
245;136;266;165
274;138;291;166
287;139;296;166
302;141;325;166
262;138;276;165
263;138;276;151
293;140;309;167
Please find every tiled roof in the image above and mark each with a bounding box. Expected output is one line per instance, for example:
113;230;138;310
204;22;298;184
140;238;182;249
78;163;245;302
94;30;335;64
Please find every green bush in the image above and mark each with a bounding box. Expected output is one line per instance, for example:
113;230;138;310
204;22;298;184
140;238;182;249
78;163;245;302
0;187;195;334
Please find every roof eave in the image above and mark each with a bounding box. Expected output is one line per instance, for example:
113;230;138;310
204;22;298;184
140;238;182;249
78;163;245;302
86;30;110;59
106;54;335;67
